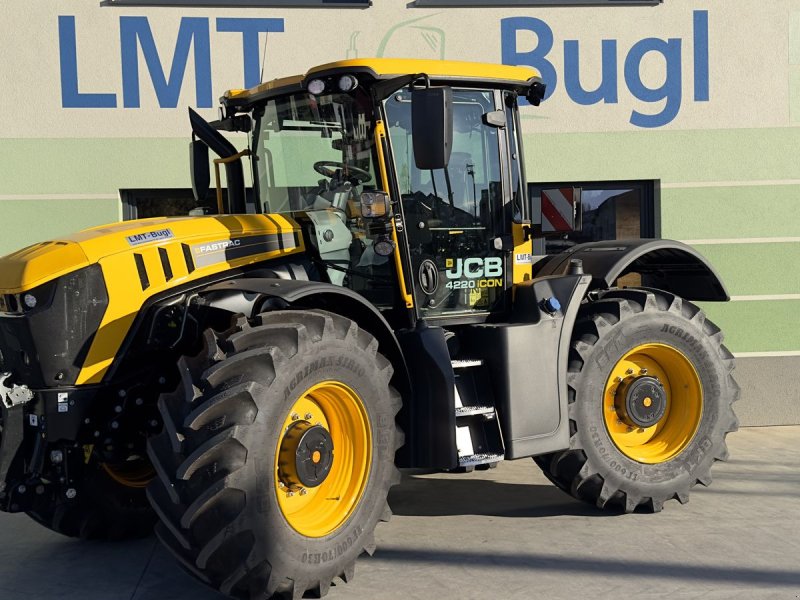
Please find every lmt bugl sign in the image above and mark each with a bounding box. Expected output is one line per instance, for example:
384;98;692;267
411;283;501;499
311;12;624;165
58;9;709;128
501;10;710;128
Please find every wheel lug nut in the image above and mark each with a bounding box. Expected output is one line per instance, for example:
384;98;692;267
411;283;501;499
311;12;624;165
626;368;634;375
304;413;313;420
291;413;299;421
300;488;307;496
640;368;648;375
615;376;623;383
287;491;295;497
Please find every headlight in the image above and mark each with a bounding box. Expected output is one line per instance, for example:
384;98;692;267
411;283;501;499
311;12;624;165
307;78;326;95
338;75;358;92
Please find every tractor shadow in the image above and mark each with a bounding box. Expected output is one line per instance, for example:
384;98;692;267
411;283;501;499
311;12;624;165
389;470;615;518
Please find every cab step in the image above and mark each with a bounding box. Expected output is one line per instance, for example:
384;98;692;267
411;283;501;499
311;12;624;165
455;405;495;418
451;359;483;369
458;453;504;467
452;357;504;467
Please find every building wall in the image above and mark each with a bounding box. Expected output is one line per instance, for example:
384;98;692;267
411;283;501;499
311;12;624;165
0;0;798;423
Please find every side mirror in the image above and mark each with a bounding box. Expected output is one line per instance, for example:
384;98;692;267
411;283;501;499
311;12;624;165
411;86;453;170
526;79;547;107
541;187;583;233
190;140;210;204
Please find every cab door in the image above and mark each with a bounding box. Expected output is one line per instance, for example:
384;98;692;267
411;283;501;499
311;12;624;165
384;88;510;320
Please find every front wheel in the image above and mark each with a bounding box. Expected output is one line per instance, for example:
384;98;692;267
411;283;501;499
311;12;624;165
535;288;739;513
147;310;402;599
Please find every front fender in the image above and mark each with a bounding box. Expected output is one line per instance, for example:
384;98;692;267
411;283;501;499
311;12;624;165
200;277;412;409
533;239;729;302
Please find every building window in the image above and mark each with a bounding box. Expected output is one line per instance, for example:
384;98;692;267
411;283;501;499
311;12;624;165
102;0;371;7
528;180;659;255
121;189;218;220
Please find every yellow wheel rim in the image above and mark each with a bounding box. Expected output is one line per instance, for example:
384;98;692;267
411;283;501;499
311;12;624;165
274;381;372;538
603;343;703;464
101;460;155;489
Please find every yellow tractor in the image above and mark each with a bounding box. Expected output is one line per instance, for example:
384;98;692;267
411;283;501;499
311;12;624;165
0;59;737;598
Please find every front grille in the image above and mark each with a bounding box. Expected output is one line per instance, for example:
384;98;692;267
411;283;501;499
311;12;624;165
0;315;42;386
0;265;109;387
0;294;21;315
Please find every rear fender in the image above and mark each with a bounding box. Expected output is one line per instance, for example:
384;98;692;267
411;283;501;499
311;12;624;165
533;239;729;302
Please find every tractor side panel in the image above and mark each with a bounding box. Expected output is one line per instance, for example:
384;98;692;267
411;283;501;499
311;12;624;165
461;273;591;459
76;216;304;384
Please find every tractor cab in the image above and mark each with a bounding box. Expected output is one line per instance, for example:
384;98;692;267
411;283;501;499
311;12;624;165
192;59;546;324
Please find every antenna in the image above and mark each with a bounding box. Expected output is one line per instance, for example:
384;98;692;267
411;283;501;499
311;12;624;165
260;31;269;84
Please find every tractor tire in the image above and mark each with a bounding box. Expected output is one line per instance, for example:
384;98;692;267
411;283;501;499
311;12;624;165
27;456;156;540
535;288;739;513
146;309;403;599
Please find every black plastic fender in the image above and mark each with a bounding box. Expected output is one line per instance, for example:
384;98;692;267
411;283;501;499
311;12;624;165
199;277;412;422
460;273;591;459
532;239;729;302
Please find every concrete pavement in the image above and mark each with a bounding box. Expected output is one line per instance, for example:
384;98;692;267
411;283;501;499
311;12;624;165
0;426;798;600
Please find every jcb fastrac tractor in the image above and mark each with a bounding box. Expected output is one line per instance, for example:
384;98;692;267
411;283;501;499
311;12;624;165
0;59;738;598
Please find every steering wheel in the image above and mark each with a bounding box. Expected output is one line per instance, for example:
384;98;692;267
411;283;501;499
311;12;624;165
313;161;372;184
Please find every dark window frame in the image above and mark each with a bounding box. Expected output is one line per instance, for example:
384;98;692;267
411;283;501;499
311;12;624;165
528;179;660;254
102;0;370;7
121;188;232;220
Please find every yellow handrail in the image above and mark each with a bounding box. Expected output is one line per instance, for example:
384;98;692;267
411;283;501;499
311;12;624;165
374;121;414;309
213;149;252;214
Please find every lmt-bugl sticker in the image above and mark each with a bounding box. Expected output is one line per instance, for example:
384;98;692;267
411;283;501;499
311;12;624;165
126;229;174;246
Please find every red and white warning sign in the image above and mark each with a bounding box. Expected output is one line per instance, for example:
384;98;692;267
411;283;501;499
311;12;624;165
541;188;581;233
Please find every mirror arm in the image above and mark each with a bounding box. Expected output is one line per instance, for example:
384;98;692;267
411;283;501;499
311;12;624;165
371;72;428;102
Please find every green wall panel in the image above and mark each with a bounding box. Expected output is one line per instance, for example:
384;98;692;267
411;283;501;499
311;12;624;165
660;185;800;240
699;300;800;353
0;138;189;194
2;127;800;196
692;243;800;297
0;199;119;257
526;127;800;184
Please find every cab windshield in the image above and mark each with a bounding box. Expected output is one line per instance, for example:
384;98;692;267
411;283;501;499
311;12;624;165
252;89;379;214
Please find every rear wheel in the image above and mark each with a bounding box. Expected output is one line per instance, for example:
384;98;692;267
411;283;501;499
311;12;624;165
147;309;402;599
535;288;739;513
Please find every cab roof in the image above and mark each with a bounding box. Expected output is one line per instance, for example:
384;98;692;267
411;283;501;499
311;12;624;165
223;58;541;107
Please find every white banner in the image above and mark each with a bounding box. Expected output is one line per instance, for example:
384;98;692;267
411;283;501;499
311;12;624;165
0;0;792;137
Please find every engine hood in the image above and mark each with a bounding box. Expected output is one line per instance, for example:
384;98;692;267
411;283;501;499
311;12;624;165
0;214;302;294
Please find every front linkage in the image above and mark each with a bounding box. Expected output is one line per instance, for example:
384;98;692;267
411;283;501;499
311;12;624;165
0;371;163;534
